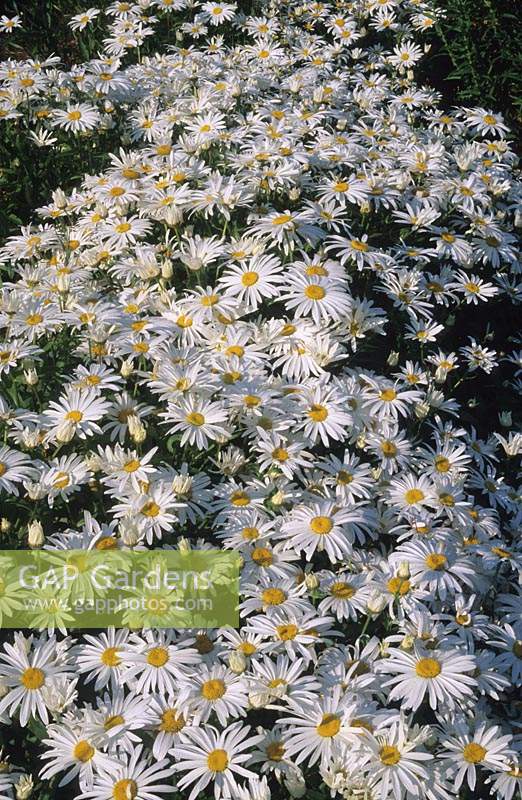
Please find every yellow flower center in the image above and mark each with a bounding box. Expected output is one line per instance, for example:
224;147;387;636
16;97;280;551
435;456;450;473
425;553;447;570
146;646;169;667
113;779;138;800
68;110;82;121
116;222;131;234
53;471;70;489
26;313;43;325
272;214;292;225
251;547;273;567
380;745;401;765
387;577;410;596
380;388;397;402
415;657;441;678
330;581;356;599
463;743;487;763
101;647;121;667
266;742;285;761
262;588;286;606
307;403;328;422
66;410;83;423
207;749;229;772
272;447;289;462
404;488;424;505
242;526;259;541
21;667;45;690
186;411;205;426
201;679;226;700
123;459;141;473
316;713;341;738
381;441;397;457
159;709;185;733
277;624;298;641
104;714;124;730
141;501;160;518
351;239;369;252
241;271;259;286
73;740;95;763
304;284;326;300
310;515;333;535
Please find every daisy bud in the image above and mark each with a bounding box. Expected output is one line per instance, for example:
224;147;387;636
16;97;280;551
178;537;191;554
15;775;34;800
119;517;141;547
397;561;410;579
22;430;42;449
285;767;306;798
55;420;76;443
25;481;47;501
515;209;522;227
161;259;173;279
271;490;285;506
367;592;387;615
288;187;301;201
355;434;366;449
0;518;11;534
228;650;247;674
400;634;415;651
414;402;430;420
248;690;271;709
304;572;320;590
28;520;45;549
23;368;38;386
84;452;102;472
128;415;147;443
0;678;8;698
434;366;448;384
387;351;399;366
120;359;134;378
499;411;512;427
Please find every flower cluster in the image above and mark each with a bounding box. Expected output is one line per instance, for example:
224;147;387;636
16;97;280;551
0;1;521;799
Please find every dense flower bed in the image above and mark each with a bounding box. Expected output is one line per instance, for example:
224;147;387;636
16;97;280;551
0;1;521;799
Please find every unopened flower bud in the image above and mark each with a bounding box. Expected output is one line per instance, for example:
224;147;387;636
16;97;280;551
397;561;410;579
387;351;399;366
55;420;76;443
271;490;285;506
285;767;306;798
178;537;191;554
161;259;173;279
414;402;430;420
15;774;34;800
367;592;387;615
499;411;512;427
400;634;415;651
118;517;140;547
248;690;270;709
0;518;11;534
304;572;320;590
28;520;45;549
120;359;134;378
228;650;247;674
128;415;146;443
23;369;39;386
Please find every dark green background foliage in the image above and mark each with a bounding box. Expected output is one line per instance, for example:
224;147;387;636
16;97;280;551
421;0;522;141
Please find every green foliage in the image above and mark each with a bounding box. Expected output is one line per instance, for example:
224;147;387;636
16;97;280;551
422;0;522;139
